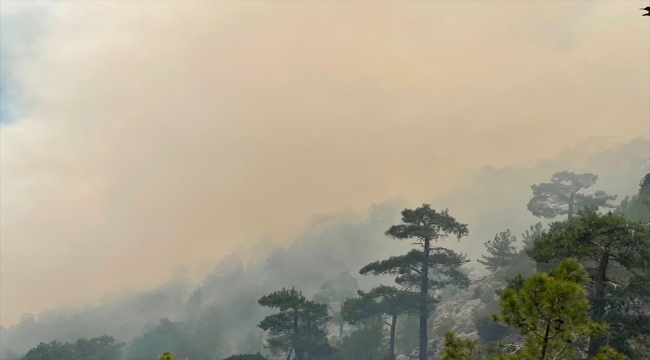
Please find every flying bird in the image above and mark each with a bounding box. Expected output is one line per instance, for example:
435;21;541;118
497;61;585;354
641;6;650;16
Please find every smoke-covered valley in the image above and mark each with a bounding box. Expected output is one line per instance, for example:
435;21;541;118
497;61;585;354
1;1;649;360
1;136;647;357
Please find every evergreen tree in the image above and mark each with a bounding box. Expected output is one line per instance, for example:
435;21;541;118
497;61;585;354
529;209;650;357
527;171;616;220
477;230;518;271
338;319;387;360
441;259;627;360
258;288;330;360
521;222;545;251
23;336;124;360
360;204;470;360
341;285;419;360
616;173;650;224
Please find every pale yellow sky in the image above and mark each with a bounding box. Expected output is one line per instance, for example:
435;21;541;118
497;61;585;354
0;1;648;326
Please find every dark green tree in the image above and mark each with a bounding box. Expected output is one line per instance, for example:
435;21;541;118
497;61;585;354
529;210;650;357
342;285;419;360
360;204;470;360
23;336;124;360
338;319;387;360
474;316;511;344
313;271;359;340
493;258;608;359
521;222;546;251
440;332;482;360
616;173;650;224
441;259;626;360
477;230;518;271
258;288;330;360
527;171;616;220
23;341;74;360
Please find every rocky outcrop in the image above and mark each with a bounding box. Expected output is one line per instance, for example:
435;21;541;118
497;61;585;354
403;270;510;359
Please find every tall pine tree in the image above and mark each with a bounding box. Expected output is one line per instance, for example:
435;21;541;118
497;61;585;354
361;204;470;360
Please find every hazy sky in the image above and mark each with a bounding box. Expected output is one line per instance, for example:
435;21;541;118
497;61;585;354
1;1;648;326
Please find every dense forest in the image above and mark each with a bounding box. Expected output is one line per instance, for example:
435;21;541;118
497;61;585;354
2;146;649;360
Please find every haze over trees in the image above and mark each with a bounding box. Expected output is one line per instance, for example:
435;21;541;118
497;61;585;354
527;171;617;220
359;205;471;360
2;154;648;360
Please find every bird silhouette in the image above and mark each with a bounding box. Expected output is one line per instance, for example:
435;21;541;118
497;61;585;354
641;6;650;16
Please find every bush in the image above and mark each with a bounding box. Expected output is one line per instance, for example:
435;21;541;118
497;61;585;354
474;316;511;343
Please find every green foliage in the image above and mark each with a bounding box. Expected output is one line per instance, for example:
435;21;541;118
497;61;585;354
477;230;518;271
258;287;330;360
223;353;267;360
521;223;546;251
23;335;124;360
440;332;482;360
342;285;418;324
157;352;172;360
527;171;616;219
342;285;417;360
529;209;650;356
494;258;615;359
442;259;627;360
616;194;650;223
366;204;470;360
591;346;628;360
474;316;511;343
338;319;387;360
616;174;650;223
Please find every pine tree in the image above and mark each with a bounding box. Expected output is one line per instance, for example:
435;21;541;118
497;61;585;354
360;204;470;360
527;171;616;220
258;288;330;360
440;259;627;360
341;285;419;360
529;209;650;357
521;222;545;251
477;229;518;271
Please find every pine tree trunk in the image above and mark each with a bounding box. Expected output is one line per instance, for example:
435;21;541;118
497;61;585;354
588;252;610;357
339;320;344;340
294;308;301;360
419;238;430;360
389;314;397;360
